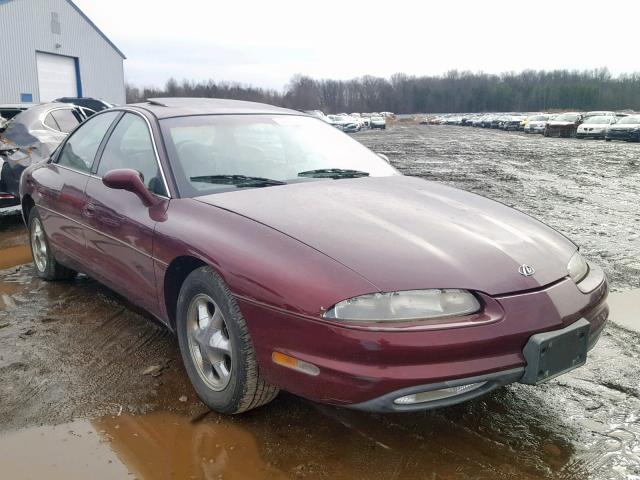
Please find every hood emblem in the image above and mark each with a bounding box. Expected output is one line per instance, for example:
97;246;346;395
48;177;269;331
518;264;535;277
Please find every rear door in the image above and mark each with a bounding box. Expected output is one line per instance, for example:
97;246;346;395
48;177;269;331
83;112;169;315
35;111;121;265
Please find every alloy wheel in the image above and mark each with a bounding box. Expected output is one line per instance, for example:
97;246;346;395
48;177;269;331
186;293;233;391
31;218;47;272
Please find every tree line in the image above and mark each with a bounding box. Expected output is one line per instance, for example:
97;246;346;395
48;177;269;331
126;68;640;113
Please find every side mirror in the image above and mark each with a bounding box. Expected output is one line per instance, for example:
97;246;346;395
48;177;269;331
102;168;157;207
377;153;390;163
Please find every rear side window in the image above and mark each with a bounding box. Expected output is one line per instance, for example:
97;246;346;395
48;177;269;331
44;113;59;131
57;112;120;172
97;113;166;195
50;109;81;133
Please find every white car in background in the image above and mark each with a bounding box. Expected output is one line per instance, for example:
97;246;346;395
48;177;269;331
576;115;617;139
370;115;386;129
524;114;553;134
327;115;360;133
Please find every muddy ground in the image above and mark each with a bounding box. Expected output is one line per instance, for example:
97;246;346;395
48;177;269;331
0;125;639;479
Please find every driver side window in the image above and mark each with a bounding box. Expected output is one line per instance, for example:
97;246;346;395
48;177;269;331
97;113;166;196
57;111;120;173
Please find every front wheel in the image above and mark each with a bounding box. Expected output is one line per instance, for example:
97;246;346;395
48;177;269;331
28;208;76;281
176;266;278;414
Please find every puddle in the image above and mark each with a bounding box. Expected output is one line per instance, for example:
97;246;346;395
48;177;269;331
0;280;24;309
95;412;287;480
0;419;129;480
0;245;31;270
608;289;640;332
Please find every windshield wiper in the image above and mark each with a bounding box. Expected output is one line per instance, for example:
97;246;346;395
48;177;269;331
190;174;286;187
297;168;370;179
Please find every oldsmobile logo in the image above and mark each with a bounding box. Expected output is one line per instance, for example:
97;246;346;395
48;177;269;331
518;264;535;277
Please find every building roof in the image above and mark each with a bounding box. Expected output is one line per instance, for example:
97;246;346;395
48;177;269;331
0;0;126;59
132;98;300;119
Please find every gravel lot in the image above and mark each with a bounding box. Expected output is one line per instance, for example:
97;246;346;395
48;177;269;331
0;125;638;479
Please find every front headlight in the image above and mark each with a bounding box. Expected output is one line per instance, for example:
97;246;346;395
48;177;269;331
323;289;481;322
568;252;589;284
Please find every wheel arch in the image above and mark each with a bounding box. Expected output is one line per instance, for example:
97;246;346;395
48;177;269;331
163;255;209;330
21;194;35;226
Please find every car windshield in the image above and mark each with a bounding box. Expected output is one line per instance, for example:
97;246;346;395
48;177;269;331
617;116;640;124
161;114;398;197
584;116;613;124
554;114;579;122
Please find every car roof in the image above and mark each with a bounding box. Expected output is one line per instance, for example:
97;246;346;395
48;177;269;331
0;103;32;109
129;97;302;119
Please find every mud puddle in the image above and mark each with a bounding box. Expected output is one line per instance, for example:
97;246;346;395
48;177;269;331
608;289;640;332
0;419;129;479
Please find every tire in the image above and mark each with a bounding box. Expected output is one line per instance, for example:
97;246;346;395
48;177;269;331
28;208;76;281
605;138;611;142
176;266;278;414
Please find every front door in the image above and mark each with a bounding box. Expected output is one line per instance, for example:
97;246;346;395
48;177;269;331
36;111;121;266
83;112;169;316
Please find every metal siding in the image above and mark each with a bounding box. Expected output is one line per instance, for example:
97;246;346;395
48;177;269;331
0;0;125;104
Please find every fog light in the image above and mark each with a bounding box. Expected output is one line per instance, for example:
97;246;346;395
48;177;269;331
393;381;487;405
271;351;320;376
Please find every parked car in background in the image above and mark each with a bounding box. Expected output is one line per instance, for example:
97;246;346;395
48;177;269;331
304;110;331;123
0;102;90;208
605;115;640;142
502;115;528;131
583;111;616;120
576;115;617;139
544;112;583;137
55;97;114;113
370;115;386;129
524;114;553;134
20;97;608;415
327;114;360;132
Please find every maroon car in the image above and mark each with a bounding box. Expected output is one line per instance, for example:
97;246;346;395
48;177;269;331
19;98;609;413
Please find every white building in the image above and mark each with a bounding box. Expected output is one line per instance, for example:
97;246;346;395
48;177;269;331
0;0;125;104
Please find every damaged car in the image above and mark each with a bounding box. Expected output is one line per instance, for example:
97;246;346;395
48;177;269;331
0;102;89;208
20;98;609;414
544;112;583;137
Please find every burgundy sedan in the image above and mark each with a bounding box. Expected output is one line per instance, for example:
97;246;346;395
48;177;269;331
19;98;609;413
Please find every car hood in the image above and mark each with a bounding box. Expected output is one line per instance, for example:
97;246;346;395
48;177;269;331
197;176;577;295
609;124;640;131
547;120;576;127
579;123;609;129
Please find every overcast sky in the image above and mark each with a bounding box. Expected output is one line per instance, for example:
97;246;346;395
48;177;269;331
74;0;640;90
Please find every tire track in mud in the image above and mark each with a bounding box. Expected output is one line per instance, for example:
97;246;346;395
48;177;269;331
0;266;180;428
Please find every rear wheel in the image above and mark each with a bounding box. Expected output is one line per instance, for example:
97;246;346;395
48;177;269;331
176;266;278;414
28;208;76;281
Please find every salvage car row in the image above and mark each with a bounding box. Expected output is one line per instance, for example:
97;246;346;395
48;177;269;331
304;110;391;132
423;111;640;141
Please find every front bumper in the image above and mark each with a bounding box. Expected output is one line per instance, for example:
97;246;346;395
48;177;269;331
577;130;605;139
240;264;608;410
606;130;640;141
